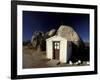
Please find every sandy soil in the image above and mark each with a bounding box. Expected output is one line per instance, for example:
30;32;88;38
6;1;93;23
23;46;89;69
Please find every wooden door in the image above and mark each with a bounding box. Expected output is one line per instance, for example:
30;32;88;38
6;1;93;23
53;41;60;60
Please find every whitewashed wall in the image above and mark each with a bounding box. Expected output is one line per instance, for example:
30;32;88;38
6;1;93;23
59;39;67;63
46;36;70;63
46;39;53;59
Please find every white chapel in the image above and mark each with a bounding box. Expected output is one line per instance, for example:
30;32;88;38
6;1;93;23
46;35;72;63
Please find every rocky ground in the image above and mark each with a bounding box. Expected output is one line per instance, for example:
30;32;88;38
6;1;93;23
23;46;89;69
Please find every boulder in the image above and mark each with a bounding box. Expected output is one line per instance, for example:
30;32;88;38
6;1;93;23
57;25;85;61
45;29;56;38
57;25;83;47
48;29;56;37
31;31;46;51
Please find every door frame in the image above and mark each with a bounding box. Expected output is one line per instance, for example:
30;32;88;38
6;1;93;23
52;41;60;60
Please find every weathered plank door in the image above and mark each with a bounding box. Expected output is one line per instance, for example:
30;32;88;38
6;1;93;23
53;41;60;60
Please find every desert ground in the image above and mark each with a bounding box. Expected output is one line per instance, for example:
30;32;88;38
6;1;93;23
23;46;89;69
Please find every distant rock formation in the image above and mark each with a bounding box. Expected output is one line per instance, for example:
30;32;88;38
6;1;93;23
48;29;56;37
31;31;46;51
45;29;56;38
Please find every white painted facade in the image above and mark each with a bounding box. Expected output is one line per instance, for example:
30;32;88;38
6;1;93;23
46;36;72;63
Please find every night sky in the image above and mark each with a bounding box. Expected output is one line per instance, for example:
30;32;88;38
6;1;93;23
23;11;89;42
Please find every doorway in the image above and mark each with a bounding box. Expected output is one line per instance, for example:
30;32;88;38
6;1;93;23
53;41;60;60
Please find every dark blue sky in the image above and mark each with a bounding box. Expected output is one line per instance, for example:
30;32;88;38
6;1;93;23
23;11;89;42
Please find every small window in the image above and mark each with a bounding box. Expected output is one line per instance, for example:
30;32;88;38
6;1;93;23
56;42;60;49
54;42;60;49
